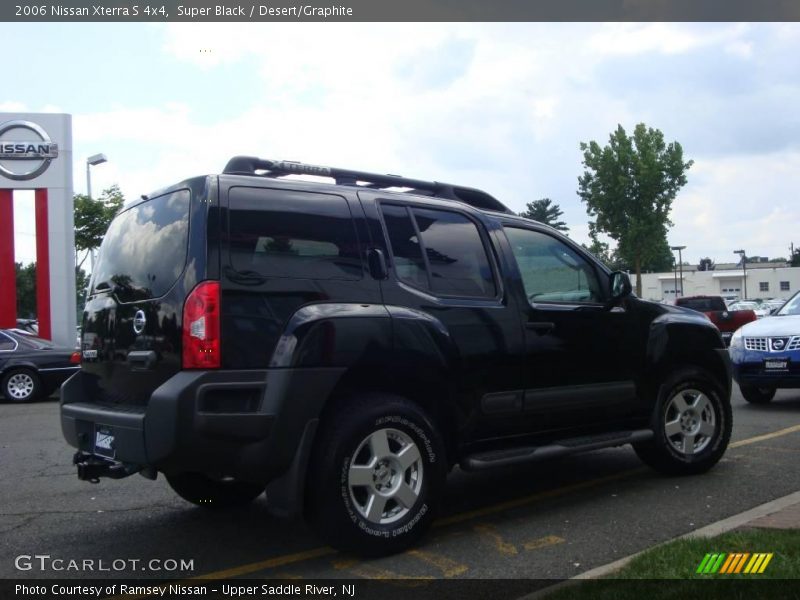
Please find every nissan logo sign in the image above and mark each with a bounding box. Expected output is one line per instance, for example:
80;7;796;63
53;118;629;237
132;310;146;335
0;120;59;181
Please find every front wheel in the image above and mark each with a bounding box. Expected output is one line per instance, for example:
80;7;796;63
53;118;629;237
166;473;264;509
306;395;446;557
635;367;731;476
740;385;776;405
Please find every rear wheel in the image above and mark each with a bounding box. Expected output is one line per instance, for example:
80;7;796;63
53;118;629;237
635;367;731;476
740;385;776;405
2;369;41;403
166;473;264;509
306;394;445;556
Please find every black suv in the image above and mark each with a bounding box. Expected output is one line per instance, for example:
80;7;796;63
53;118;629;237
62;157;732;555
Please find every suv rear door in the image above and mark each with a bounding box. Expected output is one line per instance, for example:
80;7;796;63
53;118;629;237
368;197;528;441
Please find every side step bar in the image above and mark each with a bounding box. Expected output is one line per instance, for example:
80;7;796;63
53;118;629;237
460;429;653;471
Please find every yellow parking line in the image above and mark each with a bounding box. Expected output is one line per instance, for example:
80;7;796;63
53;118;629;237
730;423;800;449
435;468;646;527
523;535;566;551
189;422;800;580
405;549;469;577
474;524;518;555
346;564;433;586
190;547;335;580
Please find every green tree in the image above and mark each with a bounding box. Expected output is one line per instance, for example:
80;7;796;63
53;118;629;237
698;257;715;271
518;198;569;232
15;262;37;319
15;262;89;322
578;123;693;296
791;247;800;267
581;225;621;270
74;184;125;268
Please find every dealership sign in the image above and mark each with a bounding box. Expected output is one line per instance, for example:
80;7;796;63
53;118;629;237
0;112;76;351
0;120;59;181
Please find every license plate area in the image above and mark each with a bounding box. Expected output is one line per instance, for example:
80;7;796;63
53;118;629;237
94;427;116;459
764;358;789;372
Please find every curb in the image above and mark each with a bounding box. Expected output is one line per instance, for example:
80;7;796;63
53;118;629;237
521;489;800;599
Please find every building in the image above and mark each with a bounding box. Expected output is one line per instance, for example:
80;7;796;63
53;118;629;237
639;262;800;302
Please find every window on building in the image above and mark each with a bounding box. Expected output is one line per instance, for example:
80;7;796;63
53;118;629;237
781;281;790;292
759;282;769;292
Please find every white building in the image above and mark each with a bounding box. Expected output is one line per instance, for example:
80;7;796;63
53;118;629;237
639;263;800;303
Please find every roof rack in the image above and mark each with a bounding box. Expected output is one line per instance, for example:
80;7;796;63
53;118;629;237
222;155;513;214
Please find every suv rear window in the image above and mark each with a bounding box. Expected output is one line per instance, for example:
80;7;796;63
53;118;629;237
91;190;190;301
676;297;726;312
228;187;362;281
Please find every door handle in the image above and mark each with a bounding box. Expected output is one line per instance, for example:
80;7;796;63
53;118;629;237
526;321;555;335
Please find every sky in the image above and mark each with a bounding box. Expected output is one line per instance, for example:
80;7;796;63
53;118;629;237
3;22;800;268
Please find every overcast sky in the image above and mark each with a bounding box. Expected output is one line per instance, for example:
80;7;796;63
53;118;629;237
4;22;800;267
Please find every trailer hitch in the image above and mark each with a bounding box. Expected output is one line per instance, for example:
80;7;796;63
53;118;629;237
73;452;140;483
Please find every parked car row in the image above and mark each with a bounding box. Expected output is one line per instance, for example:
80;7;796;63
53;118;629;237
0;330;80;403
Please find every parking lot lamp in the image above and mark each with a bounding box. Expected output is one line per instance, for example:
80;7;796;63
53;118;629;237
670;245;686;297
734;249;747;299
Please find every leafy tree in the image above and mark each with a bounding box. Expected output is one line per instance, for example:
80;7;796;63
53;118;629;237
581;225;623;270
698;257;715;271
15;262;37;319
74;184;125;268
15;262;89;322
647;238;676;273
519;198;569;232
792;247;800;267
578;123;693;296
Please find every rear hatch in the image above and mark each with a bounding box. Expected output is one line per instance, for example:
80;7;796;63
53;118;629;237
79;187;195;407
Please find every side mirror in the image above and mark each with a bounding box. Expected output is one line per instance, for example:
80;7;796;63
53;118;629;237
367;248;388;280
610;271;632;301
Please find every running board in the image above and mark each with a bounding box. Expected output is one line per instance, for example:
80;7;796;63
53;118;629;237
460;429;654;471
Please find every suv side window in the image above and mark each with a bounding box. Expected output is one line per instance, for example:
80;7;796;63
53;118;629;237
505;227;603;304
228;187;362;280
381;204;497;298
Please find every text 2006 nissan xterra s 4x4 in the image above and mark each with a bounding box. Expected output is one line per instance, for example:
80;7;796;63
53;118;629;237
62;156;732;556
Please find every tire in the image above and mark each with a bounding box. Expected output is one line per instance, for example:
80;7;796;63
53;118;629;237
2;368;42;403
740;385;776;405
165;473;264;509
635;367;731;476
306;394;446;557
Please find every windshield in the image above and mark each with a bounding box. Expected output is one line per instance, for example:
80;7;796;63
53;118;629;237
777;293;800;316
91;190;190;302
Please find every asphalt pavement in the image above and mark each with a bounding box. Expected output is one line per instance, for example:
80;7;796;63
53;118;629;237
1;385;799;582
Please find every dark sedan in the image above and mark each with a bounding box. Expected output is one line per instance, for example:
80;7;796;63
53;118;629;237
0;330;80;402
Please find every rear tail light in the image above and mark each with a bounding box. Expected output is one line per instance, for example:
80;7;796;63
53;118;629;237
182;281;221;369
69;351;81;364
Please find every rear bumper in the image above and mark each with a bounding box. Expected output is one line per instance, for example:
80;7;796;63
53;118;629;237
60;366;344;483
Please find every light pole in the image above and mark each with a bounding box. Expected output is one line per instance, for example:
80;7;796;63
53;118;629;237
85;154;108;271
86;153;107;201
670;245;686;297
734;249;747;299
